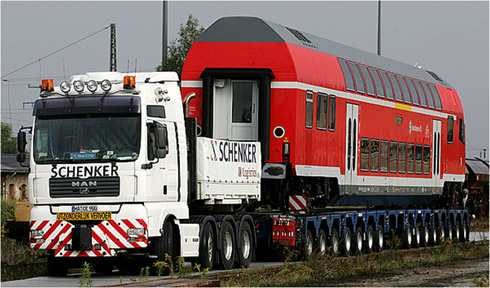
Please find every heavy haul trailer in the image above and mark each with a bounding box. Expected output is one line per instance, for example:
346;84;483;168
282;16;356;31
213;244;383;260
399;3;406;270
18;16;469;276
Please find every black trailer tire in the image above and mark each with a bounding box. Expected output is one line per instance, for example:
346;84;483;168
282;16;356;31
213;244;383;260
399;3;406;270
47;255;68;277
353;226;363;255
421;223;429;247
402;224;413;249
374;224;384;252
198;222;215;270
364;225;374;253
412;223;421;248
219;221;236;270
447;225;454;241
237;221;253;268
329;228;340;257
317;228;327;255
428;225;437;246
454;222;461;242
460;219;468;243
340;227;352;256
304;229;314;257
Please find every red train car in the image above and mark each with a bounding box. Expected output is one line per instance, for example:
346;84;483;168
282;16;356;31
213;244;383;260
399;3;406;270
181;17;465;209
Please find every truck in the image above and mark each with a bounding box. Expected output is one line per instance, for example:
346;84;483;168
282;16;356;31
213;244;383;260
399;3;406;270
17;17;470;276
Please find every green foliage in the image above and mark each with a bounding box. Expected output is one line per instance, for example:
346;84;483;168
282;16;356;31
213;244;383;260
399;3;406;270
79;262;93;288
153;260;168;278
1;122;17;154
193;263;210;279
1;199;16;227
156;15;205;78
472;274;489;287
1;237;47;282
138;266;150;282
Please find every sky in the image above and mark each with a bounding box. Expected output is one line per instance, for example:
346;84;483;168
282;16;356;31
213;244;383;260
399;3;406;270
1;1;488;158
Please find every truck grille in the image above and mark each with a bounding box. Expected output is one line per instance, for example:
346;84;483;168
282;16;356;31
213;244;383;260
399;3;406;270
49;177;120;198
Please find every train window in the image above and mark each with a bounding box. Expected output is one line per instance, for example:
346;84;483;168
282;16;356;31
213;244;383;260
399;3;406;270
316;93;328;130
360;138;370;172
349;61;366;94
421;81;435;109
380;140;389;173
369;67;385;98
389;72;403;102
305;91;314;129
397;75;411;104
398;142;406;174
338;58;355;92
390;141;398;173
429;84;443;110
379;70;394;100
414;80;427;107
407;143;415;174
360;65;375;96
328;95;336;131
370;139;379;172
406;78;420;106
447;116;454;143
415;144;423;174
459;118;465;144
423;145;430;175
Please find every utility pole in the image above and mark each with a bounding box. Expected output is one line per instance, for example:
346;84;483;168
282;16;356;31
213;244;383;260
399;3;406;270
110;23;117;72
162;1;168;68
377;0;381;56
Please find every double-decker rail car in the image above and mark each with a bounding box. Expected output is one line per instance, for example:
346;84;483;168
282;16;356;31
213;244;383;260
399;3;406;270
181;16;466;210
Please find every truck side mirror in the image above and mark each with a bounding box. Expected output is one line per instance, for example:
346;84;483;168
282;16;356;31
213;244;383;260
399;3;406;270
18;131;26;153
155;124;168;158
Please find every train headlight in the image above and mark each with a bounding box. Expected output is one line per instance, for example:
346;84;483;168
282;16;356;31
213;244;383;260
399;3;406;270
60;81;71;93
101;79;112;92
73;80;84;93
127;228;145;235
87;80;98;93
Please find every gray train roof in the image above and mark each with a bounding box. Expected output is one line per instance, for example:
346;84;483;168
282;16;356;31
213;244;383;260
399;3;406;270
196;17;453;89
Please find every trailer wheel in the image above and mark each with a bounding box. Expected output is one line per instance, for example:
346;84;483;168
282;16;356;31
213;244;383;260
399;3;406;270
219;221;236;270
317;229;327;254
304;230;314;257
454;222;461;242
412;224;421;248
374;224;384;253
329;228;340;257
364;225;374;253
447;224;454;241
402;224;413;249
237;221;253;268
340;227;352;256
428;225;437;246
421;223;429;247
47;255;68;277
460;219;468;243
353;227;363;255
198;222;215;270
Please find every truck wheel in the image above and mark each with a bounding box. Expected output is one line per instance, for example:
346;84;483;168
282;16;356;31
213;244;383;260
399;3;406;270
412;224;421;248
353;226;363;255
237;221;253;268
317;228;327;254
421;223;429;247
198;222;215;270
364;225;374;253
155;221;175;261
428;225;437;246
304;230;314;257
340;227;352;256
447;225;454;241
47;255;68;277
329;228;340;257
374;224;384;252
219;221;236;270
454;222;461;242
460;219;468;243
402;224;413;249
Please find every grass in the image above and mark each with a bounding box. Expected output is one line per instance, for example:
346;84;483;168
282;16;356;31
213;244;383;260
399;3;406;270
471;216;489;232
1;237;47;282
222;240;489;287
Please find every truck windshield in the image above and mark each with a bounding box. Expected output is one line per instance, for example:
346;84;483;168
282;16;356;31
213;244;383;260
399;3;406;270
33;114;140;163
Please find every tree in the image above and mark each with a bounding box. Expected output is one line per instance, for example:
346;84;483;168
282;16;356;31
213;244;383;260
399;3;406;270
1;123;17;154
157;15;205;77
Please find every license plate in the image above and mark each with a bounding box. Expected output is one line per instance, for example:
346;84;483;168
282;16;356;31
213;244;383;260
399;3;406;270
56;211;112;221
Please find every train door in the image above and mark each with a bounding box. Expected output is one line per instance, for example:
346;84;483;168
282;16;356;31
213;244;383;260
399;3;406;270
213;79;259;141
345;103;359;194
432;120;442;190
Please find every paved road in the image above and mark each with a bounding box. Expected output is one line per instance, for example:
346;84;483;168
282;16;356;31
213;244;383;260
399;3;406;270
3;232;488;287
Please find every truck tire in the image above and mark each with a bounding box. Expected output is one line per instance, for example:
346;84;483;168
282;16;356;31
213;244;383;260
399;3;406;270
329;228;340;257
198;222;215;270
421;222;429;247
304;230;314;257
219;221;236;270
460;219;468;243
412;223;421;248
155;221;175;261
364;225;374;253
47;255;68;277
402;224;413;249
237;221;253;268
353;226;363;255
428;225;437;246
317;228;327;254
374;224;384;252
340;227;352;256
454;222;461;242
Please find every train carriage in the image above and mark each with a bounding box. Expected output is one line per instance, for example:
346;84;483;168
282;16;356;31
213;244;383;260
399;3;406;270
181;16;466;209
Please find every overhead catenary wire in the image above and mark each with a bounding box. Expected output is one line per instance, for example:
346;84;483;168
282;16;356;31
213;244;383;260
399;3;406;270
1;25;111;79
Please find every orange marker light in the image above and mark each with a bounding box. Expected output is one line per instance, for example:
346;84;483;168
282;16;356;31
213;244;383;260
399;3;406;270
123;76;136;89
41;79;54;92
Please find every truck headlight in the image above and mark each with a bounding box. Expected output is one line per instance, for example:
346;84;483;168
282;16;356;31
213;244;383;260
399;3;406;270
127;228;145;235
31;230;44;237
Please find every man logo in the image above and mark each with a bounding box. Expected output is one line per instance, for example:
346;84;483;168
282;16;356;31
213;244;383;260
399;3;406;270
72;181;97;187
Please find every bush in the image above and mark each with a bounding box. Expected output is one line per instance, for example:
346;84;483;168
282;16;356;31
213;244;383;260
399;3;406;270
1;199;16;227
